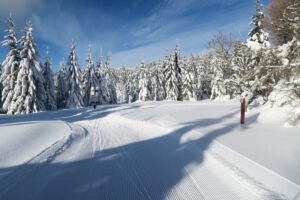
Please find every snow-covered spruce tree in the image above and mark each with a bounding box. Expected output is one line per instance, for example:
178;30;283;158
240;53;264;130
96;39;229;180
208;31;234;100
8;21;46;114
117;65;129;103
56;59;68;108
152;61;164;101
95;50;110;104
138;59;152;101
174;40;183;100
182;58;196;101
210;55;229;100
164;53;180;101
161;54;170;99
0;15;20;113
42;50;57;110
247;0;270;53
230;39;252;98
244;1;272;103
243;0;277;105
128;69;140;103
82;46;99;106
103;54;117;104
189;53;209;100
66;41;84;109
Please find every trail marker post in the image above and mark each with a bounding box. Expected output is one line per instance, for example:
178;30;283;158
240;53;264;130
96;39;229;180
241;98;246;124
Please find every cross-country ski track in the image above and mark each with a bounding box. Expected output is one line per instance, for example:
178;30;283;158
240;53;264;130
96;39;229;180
0;101;299;200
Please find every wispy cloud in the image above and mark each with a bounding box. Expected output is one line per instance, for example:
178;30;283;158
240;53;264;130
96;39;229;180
111;14;251;67
0;0;264;70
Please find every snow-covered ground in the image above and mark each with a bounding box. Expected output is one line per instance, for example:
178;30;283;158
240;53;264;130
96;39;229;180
0;101;299;200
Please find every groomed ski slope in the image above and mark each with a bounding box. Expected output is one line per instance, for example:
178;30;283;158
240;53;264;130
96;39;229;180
0;101;299;200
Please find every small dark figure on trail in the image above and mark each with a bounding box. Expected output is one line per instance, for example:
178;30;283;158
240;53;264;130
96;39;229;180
93;104;96;109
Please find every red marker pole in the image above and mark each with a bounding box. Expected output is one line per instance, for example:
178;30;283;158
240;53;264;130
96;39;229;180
241;98;246;124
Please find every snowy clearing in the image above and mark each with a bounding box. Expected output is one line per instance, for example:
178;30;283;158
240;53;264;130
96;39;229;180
0;101;299;200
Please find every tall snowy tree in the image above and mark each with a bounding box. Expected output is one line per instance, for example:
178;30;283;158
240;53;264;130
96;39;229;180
96;49;110;104
128;70;140;103
117;65;129;103
208;31;234;100
174;40;183;100
230;39;252;98
0;15;20;113
182;58;196;101
152;61;164;101
244;0;276;104
247;0;270;52
56;59;68;109
138;59;152;101
9;21;46;114
103;54;117;104
164;53;180;101
82;45;99;106
210;56;229;100
42;50;57;110
66;41;84;109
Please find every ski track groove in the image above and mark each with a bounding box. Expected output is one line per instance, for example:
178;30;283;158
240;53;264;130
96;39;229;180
0;108;292;200
0;131;73;198
86;114;250;200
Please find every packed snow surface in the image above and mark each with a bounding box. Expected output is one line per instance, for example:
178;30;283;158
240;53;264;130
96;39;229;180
0;101;299;200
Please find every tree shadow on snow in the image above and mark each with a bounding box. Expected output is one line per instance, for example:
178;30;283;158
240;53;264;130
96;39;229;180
0;108;260;200
0;104;142;126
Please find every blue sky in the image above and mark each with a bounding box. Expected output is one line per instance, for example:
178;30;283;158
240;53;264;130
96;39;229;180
0;0;270;71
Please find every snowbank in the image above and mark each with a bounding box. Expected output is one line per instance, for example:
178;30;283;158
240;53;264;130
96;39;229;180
0;121;71;168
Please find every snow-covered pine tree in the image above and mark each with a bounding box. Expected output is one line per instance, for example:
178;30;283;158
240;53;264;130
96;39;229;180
182;58;196;101
165;53;179;101
9;21;46;114
66;41;84;109
152;61;164;101
210;55;229;100
95;49;110;104
189;53;204;100
161;54;169;99
138;59;152;101
0;15;20;113
42;50;57;110
128;69;140;103
230;39;252;98
103;54;117;104
247;0;270;53
244;0;276;104
56;59;68;108
127;71;138;103
207;31;234;100
96;49;103;76
82;46;100;106
117;65;129;103
103;54;118;104
174;40;183;100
